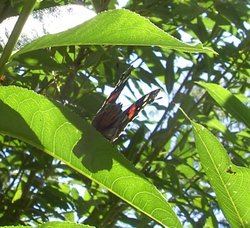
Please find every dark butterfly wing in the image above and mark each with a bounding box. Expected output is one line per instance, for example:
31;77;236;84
92;66;160;142
112;89;160;133
124;89;160;121
92;102;123;134
92;103;127;141
92;66;132;138
104;66;133;105
93;89;160;142
106;89;160;141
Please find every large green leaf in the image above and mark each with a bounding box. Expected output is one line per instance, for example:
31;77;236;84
38;221;94;228
197;82;250;128
13;9;215;58
0;86;182;228
192;121;250;227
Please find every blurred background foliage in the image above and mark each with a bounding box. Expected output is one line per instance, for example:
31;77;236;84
0;0;249;227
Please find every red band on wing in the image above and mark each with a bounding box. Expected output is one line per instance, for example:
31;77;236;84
125;89;160;121
127;104;137;120
92;66;160;142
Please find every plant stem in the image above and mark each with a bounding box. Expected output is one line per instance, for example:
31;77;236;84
0;0;37;74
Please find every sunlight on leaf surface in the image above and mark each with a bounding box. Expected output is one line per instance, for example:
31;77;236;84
0;86;181;228
192;122;250;227
13;9;215;58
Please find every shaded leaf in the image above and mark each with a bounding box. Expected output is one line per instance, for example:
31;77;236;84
197;82;250;128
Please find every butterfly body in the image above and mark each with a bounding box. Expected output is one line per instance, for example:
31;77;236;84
92;67;160;142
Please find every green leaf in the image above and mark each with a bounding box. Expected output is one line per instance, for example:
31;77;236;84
13;9;215;58
37;221;94;228
0;86;181;228
197;82;250;128
11;181;24;203
192;121;250;227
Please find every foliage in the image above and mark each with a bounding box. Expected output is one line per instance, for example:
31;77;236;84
0;0;249;227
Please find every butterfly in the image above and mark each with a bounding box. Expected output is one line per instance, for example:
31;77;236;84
92;67;160;142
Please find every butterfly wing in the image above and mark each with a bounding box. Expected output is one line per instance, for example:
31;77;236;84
115;89;160;133
92;66;160;142
93;89;160;142
103;66;133;105
92;66;132;139
124;89;160;121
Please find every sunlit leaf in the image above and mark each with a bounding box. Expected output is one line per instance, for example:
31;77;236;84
13;9;215;58
0;86;181;228
192;121;250;227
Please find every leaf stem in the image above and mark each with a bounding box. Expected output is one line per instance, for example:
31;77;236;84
0;0;37;74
